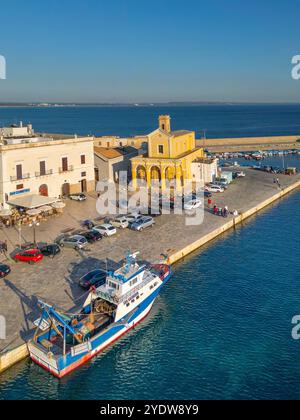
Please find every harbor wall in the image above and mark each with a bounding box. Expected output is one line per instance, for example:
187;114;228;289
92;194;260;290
0;344;29;374
197;135;300;147
195;135;300;153
1;177;300;375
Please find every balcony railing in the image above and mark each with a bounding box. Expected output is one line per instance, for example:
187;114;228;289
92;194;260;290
35;169;53;177
10;173;30;182
59;165;74;173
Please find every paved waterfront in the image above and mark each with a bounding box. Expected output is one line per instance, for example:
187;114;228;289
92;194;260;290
0;168;300;354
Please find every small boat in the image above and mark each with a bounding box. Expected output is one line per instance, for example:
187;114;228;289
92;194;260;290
28;253;172;378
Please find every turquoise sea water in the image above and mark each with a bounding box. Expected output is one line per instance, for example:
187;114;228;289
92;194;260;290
0;105;300;400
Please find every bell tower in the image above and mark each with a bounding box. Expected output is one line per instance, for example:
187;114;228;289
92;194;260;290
159;115;171;133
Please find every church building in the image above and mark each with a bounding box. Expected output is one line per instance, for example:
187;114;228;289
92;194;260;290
131;115;207;191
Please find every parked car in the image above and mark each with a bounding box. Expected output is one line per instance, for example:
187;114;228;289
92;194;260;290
79;269;107;290
0;264;11;278
211;181;228;190
14;249;44;264
205;185;225;193
130;216;155;232
82;219;95;230
40;244;61;258
235;171;246;178
111;216;129;229
93;224;117;237
78;230;102;243
124;213;143;226
204;191;212;198
69;193;87;202
184;199;202;211
57;235;88;250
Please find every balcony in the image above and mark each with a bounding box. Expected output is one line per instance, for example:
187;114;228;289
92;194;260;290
35;169;53;177
59;165;74;173
10;173;30;182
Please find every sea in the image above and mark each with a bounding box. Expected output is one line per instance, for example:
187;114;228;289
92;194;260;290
0;104;300;400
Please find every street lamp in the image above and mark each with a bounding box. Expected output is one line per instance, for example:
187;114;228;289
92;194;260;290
29;221;40;246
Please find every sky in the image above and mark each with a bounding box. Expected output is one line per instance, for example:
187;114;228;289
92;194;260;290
0;0;300;103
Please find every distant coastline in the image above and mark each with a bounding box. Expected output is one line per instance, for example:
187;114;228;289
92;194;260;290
1;101;300;108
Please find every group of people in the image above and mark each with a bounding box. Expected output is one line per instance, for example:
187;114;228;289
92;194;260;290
213;205;229;218
207;197;239;218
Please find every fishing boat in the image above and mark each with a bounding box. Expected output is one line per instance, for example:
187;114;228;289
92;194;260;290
28;253;172;378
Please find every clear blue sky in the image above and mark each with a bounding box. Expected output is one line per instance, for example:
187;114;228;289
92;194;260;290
0;0;300;103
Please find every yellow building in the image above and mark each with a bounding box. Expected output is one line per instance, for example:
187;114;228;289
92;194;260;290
131;115;205;191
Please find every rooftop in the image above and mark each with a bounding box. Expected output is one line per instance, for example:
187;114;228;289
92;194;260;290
0;122;92;149
193;157;217;164
170;130;193;137
94;146;138;160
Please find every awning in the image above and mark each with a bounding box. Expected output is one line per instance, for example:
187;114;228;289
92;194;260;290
7;194;59;209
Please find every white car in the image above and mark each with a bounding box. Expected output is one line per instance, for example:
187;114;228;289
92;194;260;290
111;216;129;229
93;224;117;237
69;193;87;201
184;199;202;211
205;185;225;193
236;171;246;178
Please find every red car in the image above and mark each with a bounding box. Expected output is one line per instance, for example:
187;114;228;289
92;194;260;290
14;249;44;264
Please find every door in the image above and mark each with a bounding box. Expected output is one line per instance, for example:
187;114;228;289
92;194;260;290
16;164;23;180
62;183;70;197
40;161;46;176
81;179;87;193
39;184;48;197
62;157;68;172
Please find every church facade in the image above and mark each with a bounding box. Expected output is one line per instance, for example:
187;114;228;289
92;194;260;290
131;115;206;191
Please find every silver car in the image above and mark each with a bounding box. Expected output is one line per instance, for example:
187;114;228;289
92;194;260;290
124;213;143;225
57;235;88;250
130;216;155;232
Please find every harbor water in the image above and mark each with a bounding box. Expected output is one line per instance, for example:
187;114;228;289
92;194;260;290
0;105;300;400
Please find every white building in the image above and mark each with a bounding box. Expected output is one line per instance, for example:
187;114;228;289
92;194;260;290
0;123;95;209
191;158;218;184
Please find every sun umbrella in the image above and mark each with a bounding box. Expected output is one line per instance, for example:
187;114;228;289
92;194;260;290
52;202;66;209
0;209;12;217
39;205;52;212
26;208;42;216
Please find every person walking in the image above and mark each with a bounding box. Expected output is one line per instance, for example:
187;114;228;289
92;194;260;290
276;177;281;189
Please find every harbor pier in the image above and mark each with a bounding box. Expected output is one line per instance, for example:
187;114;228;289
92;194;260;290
1;168;300;375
